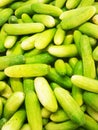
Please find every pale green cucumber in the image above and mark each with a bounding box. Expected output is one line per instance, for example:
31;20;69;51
54;27;65;45
32;14;55;28
0;81;6;92
0;0;15;7
46;67;72;89
55;0;67;8
78;0;94;7
25;91;42;130
83;91;98;112
25;52;56;64
4;23;45;35
0;54;25;70
34;77;58;112
50;109;69;122
80;35;96;78
60;6;96;30
3;92;25;119
10;78;23;92
1;109;26;130
20;123;31;130
71;75;98;93
66;0;81;9
54;59;66;76
0;8;13;26
45;120;79;130
21;33;39;50
83;114;98;130
41;107;51;118
87;106;98;122
47;44;78;57
34;28;56;49
31;3;63;17
21;13;33;23
4;64;50;78
79;22;98;39
4;35;18;49
54;87;85;125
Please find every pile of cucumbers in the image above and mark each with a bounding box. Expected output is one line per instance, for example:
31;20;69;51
0;0;98;130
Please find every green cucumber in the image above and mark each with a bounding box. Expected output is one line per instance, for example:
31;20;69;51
34;77;58;112
25;91;42;130
54;86;85;125
4;23;45;35
71;75;98;93
2;109;26;130
3;92;25;119
4;64;50;78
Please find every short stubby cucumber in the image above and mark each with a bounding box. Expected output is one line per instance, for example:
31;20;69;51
60;6;96;30
34;77;58;112
4;64;50;78
54;86;85;125
31;3;63;17
71;75;98;93
4;23;45;35
3;92;25;119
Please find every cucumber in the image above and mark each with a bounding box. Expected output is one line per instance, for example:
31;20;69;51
60;6;96;30
83;114;98;130
15;4;33;18
0;8;13;26
4;64;50;78
23;78;34;93
21;13;33;23
71;75;98;93
54;59;66;76
25;91;42;130
45;120;79;130
4;23;45;35
4;35;18;49
0;0;14;7
78;22;98;39
54;27;65;45
3;92;25;119
34;28;56;50
83;91;98;112
34;77;58;112
41;107;51;118
66;0;81;9
47;44;78;57
0;54;25;70
72;60;83;106
54;86;85;125
10;78;23;92
1;109;26;130
50;109;69;122
25;52;56;64
87;106;98;122
78;0;94;7
46;67;72;89
80;35;96;78
32;14;56;28
31;3;63;17
55;0;66;8
20;123;31;130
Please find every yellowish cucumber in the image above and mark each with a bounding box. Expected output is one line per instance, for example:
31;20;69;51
2;109;26;130
25;91;42;130
60;6;96;30
4;64;50;78
3;92;25;119
54;86;85;125
4;23;45;35
34;77;58;112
